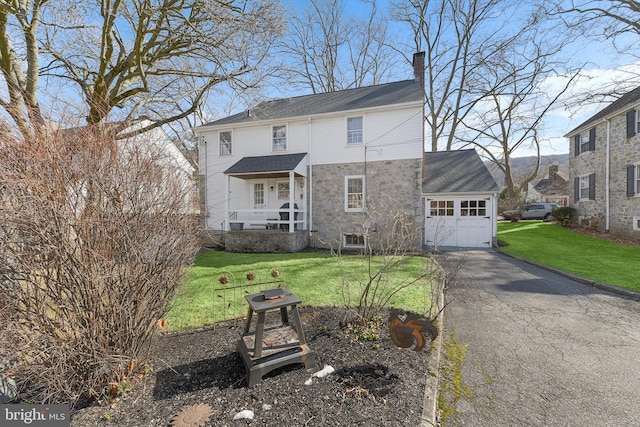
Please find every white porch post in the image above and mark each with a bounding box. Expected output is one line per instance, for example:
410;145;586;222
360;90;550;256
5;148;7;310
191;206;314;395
225;174;230;231
288;171;294;233
302;176;307;230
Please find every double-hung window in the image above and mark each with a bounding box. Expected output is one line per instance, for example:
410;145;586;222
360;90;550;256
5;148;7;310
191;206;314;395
272;125;287;151
345;176;364;212
347;116;363;145
575;174;595;201
579;131;590;154
574;127;595;155
219;131;232;156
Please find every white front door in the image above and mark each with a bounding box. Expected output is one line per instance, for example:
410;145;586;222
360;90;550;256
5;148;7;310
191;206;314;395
250;181;267;219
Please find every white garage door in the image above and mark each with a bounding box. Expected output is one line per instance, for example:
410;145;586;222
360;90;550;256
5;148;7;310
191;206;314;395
425;197;493;248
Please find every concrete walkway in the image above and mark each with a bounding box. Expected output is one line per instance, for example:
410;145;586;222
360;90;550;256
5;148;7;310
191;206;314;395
436;249;640;426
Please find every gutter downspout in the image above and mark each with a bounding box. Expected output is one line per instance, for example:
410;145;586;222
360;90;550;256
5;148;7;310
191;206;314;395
606;119;611;232
308;116;313;240
225;174;230;231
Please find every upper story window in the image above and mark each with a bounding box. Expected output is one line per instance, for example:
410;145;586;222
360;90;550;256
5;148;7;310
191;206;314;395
574;127;595;156
347;116;363;145
219;130;232;156
627;109;640;138
272;125;287;151
345;175;365;212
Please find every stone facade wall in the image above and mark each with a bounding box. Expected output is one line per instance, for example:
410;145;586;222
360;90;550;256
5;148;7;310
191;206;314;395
570;113;640;239
311;158;423;250
225;230;308;253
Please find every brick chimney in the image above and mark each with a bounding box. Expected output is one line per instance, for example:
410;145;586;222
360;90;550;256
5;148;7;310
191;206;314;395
413;52;425;93
549;165;559;185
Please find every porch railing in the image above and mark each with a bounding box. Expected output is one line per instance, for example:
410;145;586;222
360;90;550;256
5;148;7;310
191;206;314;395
229;208;305;230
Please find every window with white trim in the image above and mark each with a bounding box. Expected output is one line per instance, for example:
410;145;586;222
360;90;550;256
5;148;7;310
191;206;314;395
345;176;364;212
574;127;595;155
344;233;366;248
635;165;640;195
219;130;232;156
634;217;640;231
347;116;363;145
579;130;590;154
272;125;287;151
276;181;290;200
579;175;591;200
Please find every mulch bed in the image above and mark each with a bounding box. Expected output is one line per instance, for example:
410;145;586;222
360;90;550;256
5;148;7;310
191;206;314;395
566;225;640;246
70;306;433;427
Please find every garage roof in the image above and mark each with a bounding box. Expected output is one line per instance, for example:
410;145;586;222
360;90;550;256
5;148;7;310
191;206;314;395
423;149;499;193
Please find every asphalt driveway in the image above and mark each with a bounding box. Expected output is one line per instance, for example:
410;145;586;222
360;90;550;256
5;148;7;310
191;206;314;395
436;249;640;427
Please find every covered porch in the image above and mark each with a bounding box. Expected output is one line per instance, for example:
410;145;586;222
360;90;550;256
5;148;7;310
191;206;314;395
223;153;309;252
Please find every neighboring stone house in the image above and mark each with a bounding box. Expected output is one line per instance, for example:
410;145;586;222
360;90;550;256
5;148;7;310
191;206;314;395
565;85;640;239
526;165;569;206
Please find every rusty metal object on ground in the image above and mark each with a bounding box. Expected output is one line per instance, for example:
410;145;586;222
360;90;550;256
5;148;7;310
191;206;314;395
389;308;438;352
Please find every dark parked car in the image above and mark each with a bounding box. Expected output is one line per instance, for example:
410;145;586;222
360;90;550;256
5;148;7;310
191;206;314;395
502;203;557;221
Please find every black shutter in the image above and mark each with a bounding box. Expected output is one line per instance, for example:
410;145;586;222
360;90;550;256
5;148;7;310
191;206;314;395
574;135;580;156
574;176;580;202
588;173;596;200
589;128;596;151
627;110;636;138
628;165;636;197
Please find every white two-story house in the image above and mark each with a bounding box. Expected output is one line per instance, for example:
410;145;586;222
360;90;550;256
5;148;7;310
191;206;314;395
566;85;640;239
196;56;426;252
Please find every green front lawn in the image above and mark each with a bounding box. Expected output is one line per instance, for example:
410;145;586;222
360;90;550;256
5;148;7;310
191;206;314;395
166;251;434;331
498;221;640;292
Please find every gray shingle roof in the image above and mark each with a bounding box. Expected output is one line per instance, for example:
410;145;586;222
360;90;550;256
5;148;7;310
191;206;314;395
566;85;640;136
224;152;307;175
423;149;499;193
204;80;423;127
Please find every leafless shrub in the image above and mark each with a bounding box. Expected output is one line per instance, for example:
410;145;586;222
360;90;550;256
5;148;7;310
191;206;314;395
0;124;199;406
321;194;434;327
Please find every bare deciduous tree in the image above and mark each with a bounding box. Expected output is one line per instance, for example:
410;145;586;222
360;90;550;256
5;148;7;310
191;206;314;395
0;0;47;138
280;0;396;93
0;123;199;405
391;0;525;151
457;33;580;201
541;0;640;103
0;0;284;138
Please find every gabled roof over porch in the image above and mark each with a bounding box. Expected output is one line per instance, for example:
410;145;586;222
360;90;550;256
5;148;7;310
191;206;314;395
222;152;308;233
224;152;308;179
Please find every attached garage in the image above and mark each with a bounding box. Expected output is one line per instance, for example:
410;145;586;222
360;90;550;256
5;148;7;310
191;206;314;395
423;150;500;249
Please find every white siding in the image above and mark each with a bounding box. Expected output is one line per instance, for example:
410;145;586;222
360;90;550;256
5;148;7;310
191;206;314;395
197;101;423;230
